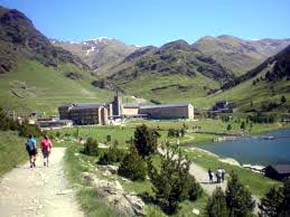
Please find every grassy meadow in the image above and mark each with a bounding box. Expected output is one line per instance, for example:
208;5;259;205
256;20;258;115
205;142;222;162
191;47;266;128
0;59;113;114
0;131;27;175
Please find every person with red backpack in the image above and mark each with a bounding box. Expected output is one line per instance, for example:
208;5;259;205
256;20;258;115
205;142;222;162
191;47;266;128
40;135;53;167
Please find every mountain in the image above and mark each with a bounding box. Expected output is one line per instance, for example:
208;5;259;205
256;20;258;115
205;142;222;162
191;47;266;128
192;35;290;76
0;6;113;113
51;38;138;75
105;40;235;103
0;6;89;73
196;45;290;112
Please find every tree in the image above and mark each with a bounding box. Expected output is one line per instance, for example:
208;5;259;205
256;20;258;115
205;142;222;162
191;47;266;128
258;187;284;217
98;140;125;165
148;144;202;214
206;187;229;217
134;124;160;158
240;121;246;131
83;137;98;156
227;124;232;131
118;146;147;181
280;179;290;217
281;95;287;104
226;171;255;217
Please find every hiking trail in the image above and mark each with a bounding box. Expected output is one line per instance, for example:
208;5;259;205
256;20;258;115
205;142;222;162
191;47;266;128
0;147;83;217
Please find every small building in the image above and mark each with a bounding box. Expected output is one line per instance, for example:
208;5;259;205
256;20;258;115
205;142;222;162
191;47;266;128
139;103;194;119
212;101;233;113
264;164;290;181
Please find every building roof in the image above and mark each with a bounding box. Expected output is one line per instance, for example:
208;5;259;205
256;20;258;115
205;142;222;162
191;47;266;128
140;103;192;109
70;104;104;111
271;164;290;174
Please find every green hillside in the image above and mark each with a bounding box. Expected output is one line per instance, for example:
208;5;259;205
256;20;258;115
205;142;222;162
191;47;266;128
107;40;234;102
0;59;113;114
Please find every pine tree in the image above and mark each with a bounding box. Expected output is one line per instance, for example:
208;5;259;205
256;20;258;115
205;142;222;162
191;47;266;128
281;95;287;104
258;187;284;217
240;121;246;131
280;179;290;217
227;124;232;131
134;124;160;158
206;187;229;217
226;171;255;217
148;144;202;214
118;146;147;181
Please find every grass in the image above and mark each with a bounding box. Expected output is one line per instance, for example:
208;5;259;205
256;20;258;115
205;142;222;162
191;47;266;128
183;148;280;197
64;142;209;217
0;59;113;114
64;144;125;217
0;131;27;175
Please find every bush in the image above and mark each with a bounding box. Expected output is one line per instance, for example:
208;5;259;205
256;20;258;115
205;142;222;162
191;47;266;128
83;137;98;156
206;187;229;217
118;146;147;181
134;124;160;158
98;142;125;165
148;144;202;214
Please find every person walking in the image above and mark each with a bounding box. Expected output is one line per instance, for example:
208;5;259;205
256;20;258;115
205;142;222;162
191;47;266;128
208;168;213;183
40;135;53;167
217;168;223;183
221;168;226;182
25;135;37;168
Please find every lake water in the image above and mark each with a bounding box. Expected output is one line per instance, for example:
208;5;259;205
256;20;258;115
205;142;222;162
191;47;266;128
194;128;290;166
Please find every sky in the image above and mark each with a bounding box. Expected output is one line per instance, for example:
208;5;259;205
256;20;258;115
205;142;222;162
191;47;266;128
1;0;290;46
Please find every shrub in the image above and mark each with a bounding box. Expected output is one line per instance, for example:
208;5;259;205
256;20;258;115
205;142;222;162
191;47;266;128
83;137;98;156
134;124;160;158
98;141;125;165
226;171;255;217
118;146;147;181
148;144;202;214
206;187;229;217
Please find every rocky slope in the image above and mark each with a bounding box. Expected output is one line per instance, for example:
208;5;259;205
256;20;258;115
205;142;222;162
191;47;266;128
192;35;290;76
0;6;88;73
52;38;138;74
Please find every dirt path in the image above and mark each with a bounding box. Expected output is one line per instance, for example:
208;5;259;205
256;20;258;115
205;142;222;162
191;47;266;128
0;147;83;217
188;162;227;194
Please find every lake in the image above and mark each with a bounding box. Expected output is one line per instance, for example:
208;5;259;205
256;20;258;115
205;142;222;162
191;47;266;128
194;128;290;166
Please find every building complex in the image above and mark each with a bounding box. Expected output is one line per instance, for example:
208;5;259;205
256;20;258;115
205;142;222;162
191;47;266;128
58;95;194;125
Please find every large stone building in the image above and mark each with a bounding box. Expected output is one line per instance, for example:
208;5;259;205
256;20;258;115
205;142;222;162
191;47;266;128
139;103;194;119
58;96;194;125
58;103;111;125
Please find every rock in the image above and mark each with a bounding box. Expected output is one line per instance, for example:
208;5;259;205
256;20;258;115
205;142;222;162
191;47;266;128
192;208;200;215
82;172;94;184
98;165;118;175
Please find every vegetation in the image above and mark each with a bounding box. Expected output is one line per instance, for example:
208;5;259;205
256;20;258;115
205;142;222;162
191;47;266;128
259;179;290;217
225;171;255;217
0;131;27;175
118;146;147;181
206;187;229;217
98;140;125;165
148;144;202;214
134;124;160;158
83;137;98;156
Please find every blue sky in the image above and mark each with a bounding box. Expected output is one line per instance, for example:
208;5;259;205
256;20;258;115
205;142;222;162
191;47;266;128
1;0;290;46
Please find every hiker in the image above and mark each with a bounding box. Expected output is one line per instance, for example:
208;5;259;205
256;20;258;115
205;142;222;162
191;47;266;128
25;135;37;168
221;168;226;182
40;135;53;167
216;168;223;183
208;168;213;183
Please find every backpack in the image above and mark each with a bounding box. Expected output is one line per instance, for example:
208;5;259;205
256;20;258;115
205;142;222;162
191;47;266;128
26;138;36;151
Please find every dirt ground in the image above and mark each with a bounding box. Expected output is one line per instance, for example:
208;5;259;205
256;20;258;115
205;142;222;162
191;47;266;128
0;147;83;217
